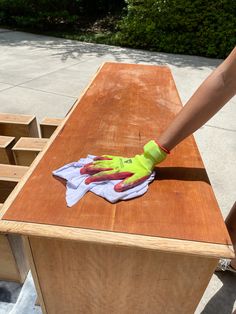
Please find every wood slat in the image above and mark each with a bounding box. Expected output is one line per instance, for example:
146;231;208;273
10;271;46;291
40;118;63;138
0;222;233;258
0;164;29;182
0;162;29;282
12;137;48;166
0;113;39;140
0;203;29;283
0;136;15;164
2;63;232;245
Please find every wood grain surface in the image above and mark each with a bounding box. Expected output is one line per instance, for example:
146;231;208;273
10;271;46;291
0;136;15;164
40;117;63;138
12;137;48;166
12;137;48;151
27;236;218;314
2;63;231;245
0;113;39;140
0;234;20;282
0;164;28;202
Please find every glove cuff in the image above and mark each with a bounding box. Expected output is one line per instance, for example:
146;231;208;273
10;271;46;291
143;140;168;164
154;140;170;154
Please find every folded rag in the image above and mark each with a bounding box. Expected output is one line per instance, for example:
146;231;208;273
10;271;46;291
53;155;155;207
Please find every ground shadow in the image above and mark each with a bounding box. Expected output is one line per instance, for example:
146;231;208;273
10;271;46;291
154;166;211;184
0;287;11;302
0;281;22;303
201;272;236;314
0;28;222;69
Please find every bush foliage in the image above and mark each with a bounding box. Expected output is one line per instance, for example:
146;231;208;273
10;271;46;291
0;0;124;30
0;0;235;58
116;0;236;58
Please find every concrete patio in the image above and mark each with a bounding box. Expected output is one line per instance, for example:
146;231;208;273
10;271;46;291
0;28;235;314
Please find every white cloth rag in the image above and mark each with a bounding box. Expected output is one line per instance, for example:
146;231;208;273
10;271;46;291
53;155;155;207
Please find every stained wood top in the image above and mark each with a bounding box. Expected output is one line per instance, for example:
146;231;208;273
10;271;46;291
1;63;232;246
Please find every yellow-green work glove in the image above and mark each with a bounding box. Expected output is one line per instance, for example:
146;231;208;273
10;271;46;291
80;140;169;192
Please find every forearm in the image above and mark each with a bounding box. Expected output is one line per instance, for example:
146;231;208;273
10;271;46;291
158;48;236;151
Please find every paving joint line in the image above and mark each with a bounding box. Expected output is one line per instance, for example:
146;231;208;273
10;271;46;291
17;85;77;99
0;57;97;93
205;124;236;133
0;57;97;95
0;79;77;98
17;56;97;86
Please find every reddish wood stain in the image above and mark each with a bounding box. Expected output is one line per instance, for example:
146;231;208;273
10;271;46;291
3;63;231;245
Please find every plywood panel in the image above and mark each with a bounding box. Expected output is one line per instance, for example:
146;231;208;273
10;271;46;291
0;136;15;164
2;63;231;245
0;232;29;282
40;118;63;138
8;234;29;282
0;234;20;281
0;164;28;202
28;236;218;314
0;113;39;140
0;164;29;181
13;137;48;166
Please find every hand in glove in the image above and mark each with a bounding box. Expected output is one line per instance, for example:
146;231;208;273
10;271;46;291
80;140;169;192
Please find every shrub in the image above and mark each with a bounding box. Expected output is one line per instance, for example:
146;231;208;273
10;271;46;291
116;0;236;58
0;0;125;31
0;0;234;58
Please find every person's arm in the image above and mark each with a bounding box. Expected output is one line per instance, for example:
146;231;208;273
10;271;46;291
158;47;236;151
81;47;236;192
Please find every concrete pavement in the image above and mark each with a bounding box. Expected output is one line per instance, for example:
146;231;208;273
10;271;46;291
0;28;235;314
